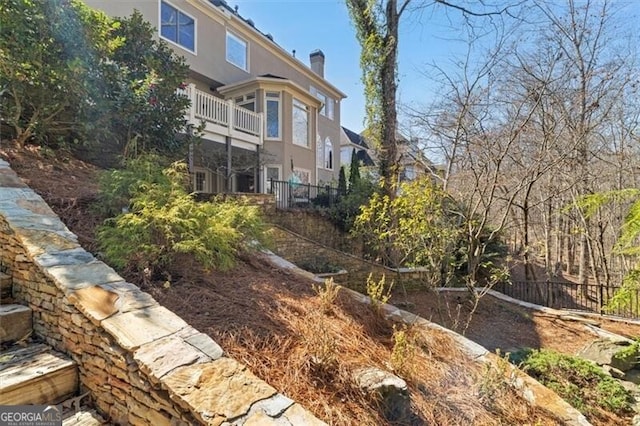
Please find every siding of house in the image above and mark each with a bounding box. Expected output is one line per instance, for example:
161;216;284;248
86;0;344;187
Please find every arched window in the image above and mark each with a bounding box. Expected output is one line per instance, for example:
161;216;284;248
324;138;333;170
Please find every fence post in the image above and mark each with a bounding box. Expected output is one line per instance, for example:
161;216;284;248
545;280;551;307
599;284;604;315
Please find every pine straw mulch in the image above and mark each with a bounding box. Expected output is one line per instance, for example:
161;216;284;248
395;289;638;426
145;253;560;425
1;143;562;425
398;289;640;355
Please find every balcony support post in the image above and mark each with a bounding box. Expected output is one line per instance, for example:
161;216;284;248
226;136;233;193
187;84;196;123
255;146;260;193
227;100;235;134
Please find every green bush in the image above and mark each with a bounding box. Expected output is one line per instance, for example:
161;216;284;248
511;348;632;416
328;178;376;232
97;159;267;276
94;154;171;217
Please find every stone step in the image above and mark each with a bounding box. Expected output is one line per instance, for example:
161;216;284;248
63;409;106;426
0;304;32;344
0;343;78;405
0;272;11;302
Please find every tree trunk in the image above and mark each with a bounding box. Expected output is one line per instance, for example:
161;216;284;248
380;0;400;199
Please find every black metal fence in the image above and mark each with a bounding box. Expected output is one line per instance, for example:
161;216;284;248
269;180;340;210
493;280;640;319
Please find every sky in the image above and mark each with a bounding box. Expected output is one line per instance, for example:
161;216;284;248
230;0;474;133
230;0;640;134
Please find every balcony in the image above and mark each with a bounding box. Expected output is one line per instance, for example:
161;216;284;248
179;83;263;149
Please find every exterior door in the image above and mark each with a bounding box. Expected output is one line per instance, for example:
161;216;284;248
264;165;282;194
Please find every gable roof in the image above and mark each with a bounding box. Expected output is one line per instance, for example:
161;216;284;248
341;127;375;167
341;126;370;149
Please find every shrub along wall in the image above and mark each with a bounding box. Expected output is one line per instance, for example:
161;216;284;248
0;159;323;426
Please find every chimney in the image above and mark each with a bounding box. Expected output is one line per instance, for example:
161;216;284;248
309;49;325;78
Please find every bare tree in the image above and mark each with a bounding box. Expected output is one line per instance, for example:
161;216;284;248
346;0;523;199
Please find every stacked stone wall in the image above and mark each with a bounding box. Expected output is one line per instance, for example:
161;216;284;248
268;226;430;291
0;159;323;425
267;209;362;255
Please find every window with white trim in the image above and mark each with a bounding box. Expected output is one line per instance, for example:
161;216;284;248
316;135;323;168
310;86;334;120
265;165;281;194
324;137;333;170
194;170;207;192
160;1;195;52
226;31;248;71
293;168;310;184
292;99;309;147
235;93;255;112
265;91;281;139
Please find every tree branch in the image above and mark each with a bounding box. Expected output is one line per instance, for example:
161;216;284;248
434;0;525;17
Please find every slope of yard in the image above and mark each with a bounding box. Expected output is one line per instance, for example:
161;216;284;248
0;143;574;425
398;289;640;356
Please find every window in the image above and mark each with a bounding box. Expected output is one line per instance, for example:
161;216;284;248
266;166;280;182
292;99;309;147
194;171;206;192
265;91;281;139
292;168;310;184
310;86;334;120
316;135;323;168
235;93;255;112
404;166;417;181
324;138;333;170
265;165;281;193
160;2;195;52
325;98;334;120
226;31;248;71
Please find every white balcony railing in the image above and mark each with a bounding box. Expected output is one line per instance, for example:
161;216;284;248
178;83;263;145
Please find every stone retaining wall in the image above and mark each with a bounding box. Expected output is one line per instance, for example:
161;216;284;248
0;159;323;426
266;209;360;254
268;225;430;290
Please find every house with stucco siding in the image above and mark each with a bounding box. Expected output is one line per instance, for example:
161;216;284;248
86;0;346;193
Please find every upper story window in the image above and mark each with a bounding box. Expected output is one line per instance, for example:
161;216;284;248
235;93;255;111
226;31;248;71
160;1;195;52
310;86;334;120
265;91;281;139
292;99;309;147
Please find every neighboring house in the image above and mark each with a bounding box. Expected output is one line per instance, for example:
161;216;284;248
340;126;375;170
86;0;346;193
396;133;434;182
341;126;441;183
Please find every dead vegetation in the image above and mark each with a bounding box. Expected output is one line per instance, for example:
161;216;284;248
0;143;563;425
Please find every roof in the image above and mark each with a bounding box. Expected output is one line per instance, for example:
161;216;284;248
341;126;370;149
341;127;375;167
209;1;275;41
356;149;376;167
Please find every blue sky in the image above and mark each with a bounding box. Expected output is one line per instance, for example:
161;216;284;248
231;0;640;133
